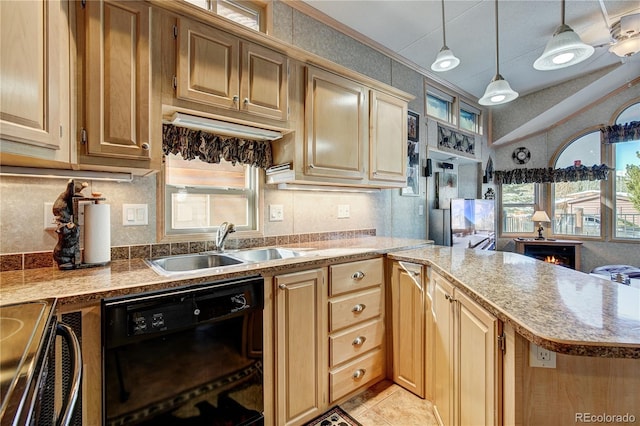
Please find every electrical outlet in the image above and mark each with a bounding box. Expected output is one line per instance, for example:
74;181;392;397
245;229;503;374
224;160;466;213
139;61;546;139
418;204;424;216
269;204;284;222
529;342;556;368
337;204;350;219
43;202;56;230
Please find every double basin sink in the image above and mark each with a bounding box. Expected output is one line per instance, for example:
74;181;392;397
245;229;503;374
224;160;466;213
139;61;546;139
147;247;303;275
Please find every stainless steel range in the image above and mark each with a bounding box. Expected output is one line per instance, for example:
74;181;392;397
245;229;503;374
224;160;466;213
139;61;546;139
0;299;82;426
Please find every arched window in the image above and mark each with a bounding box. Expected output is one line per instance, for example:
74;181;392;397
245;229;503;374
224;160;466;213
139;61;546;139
551;132;602;237
612;102;640;240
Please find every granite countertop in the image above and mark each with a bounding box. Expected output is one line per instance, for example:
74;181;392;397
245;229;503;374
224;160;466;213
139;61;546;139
388;246;640;359
0;237;430;306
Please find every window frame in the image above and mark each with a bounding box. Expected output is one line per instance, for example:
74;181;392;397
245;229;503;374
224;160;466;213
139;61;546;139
158;159;264;243
610;100;640;242
549;127;605;241
498;182;542;237
424;82;483;136
181;0;267;32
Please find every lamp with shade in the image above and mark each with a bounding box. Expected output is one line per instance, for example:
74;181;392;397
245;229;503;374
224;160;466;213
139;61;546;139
531;210;551;240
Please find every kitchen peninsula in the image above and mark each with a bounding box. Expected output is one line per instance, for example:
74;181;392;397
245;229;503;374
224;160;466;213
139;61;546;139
388;245;639;425
2;240;638;425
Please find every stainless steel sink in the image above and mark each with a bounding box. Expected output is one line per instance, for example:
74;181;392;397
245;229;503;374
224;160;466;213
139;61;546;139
147;253;245;275
230;247;302;262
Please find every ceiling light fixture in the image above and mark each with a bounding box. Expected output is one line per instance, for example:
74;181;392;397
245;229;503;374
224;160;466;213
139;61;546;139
431;0;460;72
533;0;594;70
479;0;518;106
608;13;640;58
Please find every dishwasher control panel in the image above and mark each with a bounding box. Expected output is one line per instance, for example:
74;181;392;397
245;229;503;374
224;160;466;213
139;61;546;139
103;276;263;348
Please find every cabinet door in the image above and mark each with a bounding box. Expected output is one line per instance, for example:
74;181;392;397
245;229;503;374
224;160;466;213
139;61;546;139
176;18;239;110
432;272;455;426
456;289;500;426
305;67;366;181
369;91;407;184
240;42;288;121
84;0;154;160
0;0;70;164
275;269;327;425
391;261;425;397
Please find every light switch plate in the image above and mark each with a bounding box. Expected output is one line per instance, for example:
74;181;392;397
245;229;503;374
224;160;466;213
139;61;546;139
123;204;148;226
269;204;284;222
337;204;350;219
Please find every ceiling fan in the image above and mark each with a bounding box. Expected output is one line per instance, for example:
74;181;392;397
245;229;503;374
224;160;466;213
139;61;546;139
594;12;640;58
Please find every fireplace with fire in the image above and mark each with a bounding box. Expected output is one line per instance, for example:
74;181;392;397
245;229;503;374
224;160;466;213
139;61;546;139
514;239;583;270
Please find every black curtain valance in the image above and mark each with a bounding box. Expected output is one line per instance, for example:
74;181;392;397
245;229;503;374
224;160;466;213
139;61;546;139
494;164;611;185
162;123;273;169
600;121;640;144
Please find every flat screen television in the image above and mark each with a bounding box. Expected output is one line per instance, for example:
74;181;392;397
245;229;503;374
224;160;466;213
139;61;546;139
450;198;496;250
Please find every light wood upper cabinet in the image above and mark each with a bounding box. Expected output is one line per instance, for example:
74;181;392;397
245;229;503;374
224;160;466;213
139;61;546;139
369;91;407;185
274;268;327;426
81;0;159;165
0;0;71;167
304;66;367;181
431;269;501;426
176;18;288;121
390;261;425;398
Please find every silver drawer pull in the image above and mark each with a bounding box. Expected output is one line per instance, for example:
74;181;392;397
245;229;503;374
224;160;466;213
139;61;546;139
278;284;287;290
352;303;366;313
411;271;421;277
233;95;239;103
243;98;249;105
352;368;366;380
141;142;150;150
352;336;366;346
445;294;456;303
351;271;365;280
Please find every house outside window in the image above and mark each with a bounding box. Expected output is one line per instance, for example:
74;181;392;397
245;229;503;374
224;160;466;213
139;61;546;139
183;0;264;31
500;183;537;234
612;102;640;240
551;131;602;237
164;154;259;236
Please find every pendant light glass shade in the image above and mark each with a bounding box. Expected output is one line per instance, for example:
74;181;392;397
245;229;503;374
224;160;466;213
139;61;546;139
534;24;595;70
479;74;519;105
431;0;460;72
480;0;518;106
431;46;460;72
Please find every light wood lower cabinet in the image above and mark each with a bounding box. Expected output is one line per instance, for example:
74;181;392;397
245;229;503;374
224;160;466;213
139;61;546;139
328;258;385;404
274;268;328;426
390;261;425;398
431;269;501;426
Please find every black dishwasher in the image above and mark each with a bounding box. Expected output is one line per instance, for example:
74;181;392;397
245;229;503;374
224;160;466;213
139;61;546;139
102;276;264;426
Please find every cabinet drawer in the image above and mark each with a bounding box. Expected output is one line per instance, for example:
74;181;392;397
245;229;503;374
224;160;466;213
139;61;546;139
330;258;383;296
330;318;384;367
330;348;384;402
329;287;382;332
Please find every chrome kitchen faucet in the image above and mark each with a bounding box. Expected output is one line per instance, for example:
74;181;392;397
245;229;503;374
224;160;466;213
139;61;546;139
216;222;236;252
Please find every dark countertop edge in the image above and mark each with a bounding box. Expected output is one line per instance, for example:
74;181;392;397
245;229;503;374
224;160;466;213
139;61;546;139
388;252;640;359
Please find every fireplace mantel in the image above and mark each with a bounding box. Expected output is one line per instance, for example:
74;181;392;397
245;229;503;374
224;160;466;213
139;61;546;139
514;238;583;271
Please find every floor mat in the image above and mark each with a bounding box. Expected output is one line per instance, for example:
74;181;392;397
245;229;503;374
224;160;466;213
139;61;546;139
303;406;362;426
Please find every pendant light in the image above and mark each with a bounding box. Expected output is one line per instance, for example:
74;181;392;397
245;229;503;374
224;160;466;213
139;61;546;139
533;0;594;70
479;0;519;106
431;0;460;72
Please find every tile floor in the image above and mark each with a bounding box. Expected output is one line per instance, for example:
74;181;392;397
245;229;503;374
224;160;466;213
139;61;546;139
341;380;439;426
